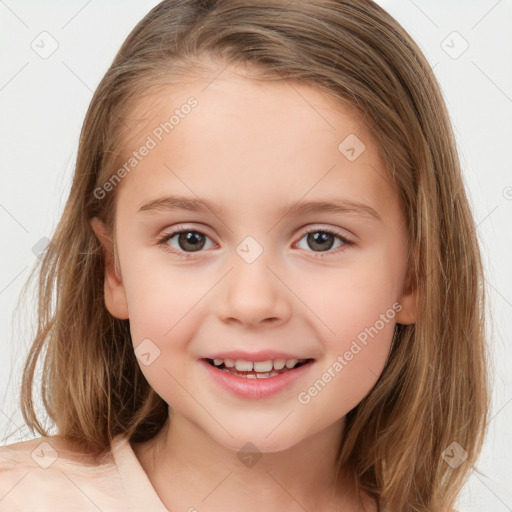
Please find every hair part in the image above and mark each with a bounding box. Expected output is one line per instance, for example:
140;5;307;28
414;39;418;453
17;1;490;510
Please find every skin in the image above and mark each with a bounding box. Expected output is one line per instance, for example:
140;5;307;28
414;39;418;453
91;63;418;512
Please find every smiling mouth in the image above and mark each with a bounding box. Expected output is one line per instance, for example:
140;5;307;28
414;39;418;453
204;358;314;378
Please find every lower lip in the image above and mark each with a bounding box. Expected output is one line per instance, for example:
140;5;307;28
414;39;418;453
199;359;314;400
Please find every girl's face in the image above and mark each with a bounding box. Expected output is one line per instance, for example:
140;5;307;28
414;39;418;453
93;65;417;452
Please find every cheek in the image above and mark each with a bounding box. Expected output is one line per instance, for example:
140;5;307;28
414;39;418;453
302;252;402;342
294;257;400;411
297;300;397;420
122;254;208;341
124;271;201;405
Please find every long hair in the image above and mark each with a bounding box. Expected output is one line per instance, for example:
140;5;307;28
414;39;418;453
18;1;490;510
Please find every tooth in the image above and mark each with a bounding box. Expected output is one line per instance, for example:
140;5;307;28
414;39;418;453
272;359;286;370
253;360;273;372
285;359;298;369
256;372;270;378
213;358;223;366
269;370;279;377
235;360;253;371
246;374;257;379
224;359;235;368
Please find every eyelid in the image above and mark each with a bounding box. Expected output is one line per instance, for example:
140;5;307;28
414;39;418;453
295;223;356;242
156;223;356;258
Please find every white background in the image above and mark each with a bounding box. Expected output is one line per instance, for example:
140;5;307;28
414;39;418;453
1;1;511;510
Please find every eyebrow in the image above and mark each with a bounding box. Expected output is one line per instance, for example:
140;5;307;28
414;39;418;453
137;195;382;222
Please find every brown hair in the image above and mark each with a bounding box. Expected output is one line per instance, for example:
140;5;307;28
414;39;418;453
17;1;490;510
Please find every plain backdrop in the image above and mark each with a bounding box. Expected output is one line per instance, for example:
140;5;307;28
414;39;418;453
1;1;511;510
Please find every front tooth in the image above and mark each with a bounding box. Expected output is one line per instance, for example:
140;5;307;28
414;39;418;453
272;359;286;370
285;358;298;369
256;372;270;378
253;360;273;372
235;359;253;371
224;359;235;368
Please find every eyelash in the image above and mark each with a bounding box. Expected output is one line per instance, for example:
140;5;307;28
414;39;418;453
156;226;355;260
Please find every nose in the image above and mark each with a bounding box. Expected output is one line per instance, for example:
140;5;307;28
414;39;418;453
215;250;292;329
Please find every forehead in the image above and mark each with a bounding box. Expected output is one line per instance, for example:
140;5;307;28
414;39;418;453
114;66;396;220
121;63;371;158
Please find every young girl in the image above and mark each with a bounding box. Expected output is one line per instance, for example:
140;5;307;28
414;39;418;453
0;1;490;511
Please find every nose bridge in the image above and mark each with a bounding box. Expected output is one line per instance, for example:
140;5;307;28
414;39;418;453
215;233;291;327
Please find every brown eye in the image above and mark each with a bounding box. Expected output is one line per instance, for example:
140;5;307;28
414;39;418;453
305;232;337;251
158;228;215;255
296;228;351;254
175;231;206;252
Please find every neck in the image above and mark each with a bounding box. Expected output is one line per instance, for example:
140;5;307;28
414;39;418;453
132;409;363;512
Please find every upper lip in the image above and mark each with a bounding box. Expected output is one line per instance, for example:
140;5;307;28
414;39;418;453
202;350;314;362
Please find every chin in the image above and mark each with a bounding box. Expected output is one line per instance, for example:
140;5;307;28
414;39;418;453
205;421;304;455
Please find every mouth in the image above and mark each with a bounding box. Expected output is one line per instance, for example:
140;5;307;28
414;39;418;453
203;357;315;379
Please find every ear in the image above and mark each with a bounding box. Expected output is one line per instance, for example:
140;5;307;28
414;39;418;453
90;217;129;320
395;264;418;325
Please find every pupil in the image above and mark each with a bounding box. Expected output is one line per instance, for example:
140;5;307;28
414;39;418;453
308;232;334;251
179;231;204;252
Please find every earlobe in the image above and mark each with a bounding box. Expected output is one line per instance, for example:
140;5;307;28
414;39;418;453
395;265;418;325
90;217;129;320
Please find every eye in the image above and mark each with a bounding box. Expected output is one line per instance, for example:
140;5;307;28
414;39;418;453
295;226;354;257
156;225;354;259
156;227;216;258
